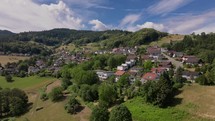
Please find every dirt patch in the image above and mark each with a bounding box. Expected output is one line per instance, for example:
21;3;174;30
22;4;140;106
74;106;92;121
46;80;62;93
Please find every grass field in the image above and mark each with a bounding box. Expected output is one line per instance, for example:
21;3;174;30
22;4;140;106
16;98;91;121
150;34;184;46
0;76;56;91
176;84;215;120
124;84;215;121
57;43;99;52
0;55;30;66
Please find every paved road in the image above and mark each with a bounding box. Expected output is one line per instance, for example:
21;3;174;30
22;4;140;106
162;53;183;70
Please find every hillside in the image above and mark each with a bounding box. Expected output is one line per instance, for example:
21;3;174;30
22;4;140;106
0;28;169;55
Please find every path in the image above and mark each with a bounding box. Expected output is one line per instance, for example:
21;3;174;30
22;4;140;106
162;52;183;70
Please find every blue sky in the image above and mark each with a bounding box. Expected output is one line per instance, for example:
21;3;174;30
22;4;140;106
1;0;215;34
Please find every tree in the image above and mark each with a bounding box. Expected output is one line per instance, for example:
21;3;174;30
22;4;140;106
117;74;130;88
79;84;95;102
174;67;186;84
107;57;116;70
109;105;132;121
143;72;174;107
99;83;117;107
61;78;72;90
196;75;207;85
49;87;63;102
65;96;80;114
9;97;25;116
134;80;142;87
5;74;13;82
144;60;153;72
90;106;109;121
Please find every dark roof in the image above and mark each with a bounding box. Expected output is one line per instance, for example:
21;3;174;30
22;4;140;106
182;71;199;76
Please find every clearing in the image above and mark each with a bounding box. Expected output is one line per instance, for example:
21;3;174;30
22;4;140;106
150;34;184;46
0;55;30;66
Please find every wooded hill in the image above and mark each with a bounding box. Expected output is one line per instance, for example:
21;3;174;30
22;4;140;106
0;28;168;54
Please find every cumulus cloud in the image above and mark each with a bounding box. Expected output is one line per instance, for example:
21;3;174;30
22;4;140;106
148;0;193;15
120;14;141;26
0;0;84;32
137;22;165;31
125;22;165;32
89;19;108;31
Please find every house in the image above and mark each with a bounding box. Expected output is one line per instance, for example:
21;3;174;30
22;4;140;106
141;55;154;62
28;66;40;74
117;63;128;71
127;67;143;84
96;70;114;81
182;71;200;82
141;73;159;83
125;60;136;67
168;50;184;58
159;61;173;70
36;60;46;69
130;67;143;73
151;67;167;75
115;70;126;82
182;56;202;65
147;46;161;56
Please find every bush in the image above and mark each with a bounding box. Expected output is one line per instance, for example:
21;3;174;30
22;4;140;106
40;92;48;101
90;106;109;121
109;105;132;121
64;96;80;114
5;74;13;82
49;87;63;102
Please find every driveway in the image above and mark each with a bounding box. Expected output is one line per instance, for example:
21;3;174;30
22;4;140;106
162;53;183;70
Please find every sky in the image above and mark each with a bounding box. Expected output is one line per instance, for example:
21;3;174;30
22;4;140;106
0;0;215;34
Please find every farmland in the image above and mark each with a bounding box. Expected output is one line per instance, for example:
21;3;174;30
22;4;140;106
0;55;29;66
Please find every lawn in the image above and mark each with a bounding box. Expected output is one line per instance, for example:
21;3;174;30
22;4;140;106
0;55;30;66
0;76;56;90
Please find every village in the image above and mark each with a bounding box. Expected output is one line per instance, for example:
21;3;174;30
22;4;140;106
0;45;203;84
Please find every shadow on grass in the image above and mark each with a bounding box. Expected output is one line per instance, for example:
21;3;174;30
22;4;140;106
75;106;85;113
168;89;183;107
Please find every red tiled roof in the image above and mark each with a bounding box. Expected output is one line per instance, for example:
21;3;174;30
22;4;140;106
115;70;125;76
151;67;166;73
142;73;158;81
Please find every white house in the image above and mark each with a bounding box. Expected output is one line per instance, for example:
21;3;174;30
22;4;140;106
96;70;114;81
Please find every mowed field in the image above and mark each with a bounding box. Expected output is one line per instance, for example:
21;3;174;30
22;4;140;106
150;34;184;46
0;76;56;91
0;55;30;66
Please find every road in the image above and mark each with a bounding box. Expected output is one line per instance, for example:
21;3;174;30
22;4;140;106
162;52;183;70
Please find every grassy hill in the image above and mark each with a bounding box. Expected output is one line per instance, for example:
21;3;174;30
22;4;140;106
124;84;215;121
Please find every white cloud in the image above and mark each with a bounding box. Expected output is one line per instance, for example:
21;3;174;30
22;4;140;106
120;14;141;26
125;22;165;32
148;0;193;15
0;0;84;32
164;10;215;34
89;19;108;31
137;22;165;31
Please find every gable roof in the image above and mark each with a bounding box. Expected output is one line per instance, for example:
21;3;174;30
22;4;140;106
142;73;158;81
115;70;125;76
